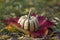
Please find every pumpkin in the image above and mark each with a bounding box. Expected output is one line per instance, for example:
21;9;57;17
18;10;38;31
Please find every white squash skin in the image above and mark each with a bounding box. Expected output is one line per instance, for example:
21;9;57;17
29;20;35;31
24;19;28;30
31;16;38;31
18;15;27;24
18;16;24;23
18;15;38;31
20;19;26;26
31;16;38;30
32;19;38;31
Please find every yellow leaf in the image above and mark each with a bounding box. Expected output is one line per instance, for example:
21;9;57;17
6;24;17;32
0;35;10;39
24;8;29;13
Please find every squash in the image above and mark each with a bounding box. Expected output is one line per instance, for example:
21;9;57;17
18;10;38;31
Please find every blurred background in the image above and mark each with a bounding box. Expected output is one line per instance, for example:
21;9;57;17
0;0;60;32
0;0;60;40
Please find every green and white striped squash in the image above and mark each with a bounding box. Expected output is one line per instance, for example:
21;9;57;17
18;15;38;31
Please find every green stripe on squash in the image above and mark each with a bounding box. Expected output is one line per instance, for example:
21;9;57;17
23;19;27;29
33;21;35;31
28;19;30;31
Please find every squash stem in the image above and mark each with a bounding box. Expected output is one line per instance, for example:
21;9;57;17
28;9;32;19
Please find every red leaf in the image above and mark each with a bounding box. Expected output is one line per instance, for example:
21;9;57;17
31;13;54;28
30;27;48;38
40;20;54;28
2;17;19;24
31;13;37;17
